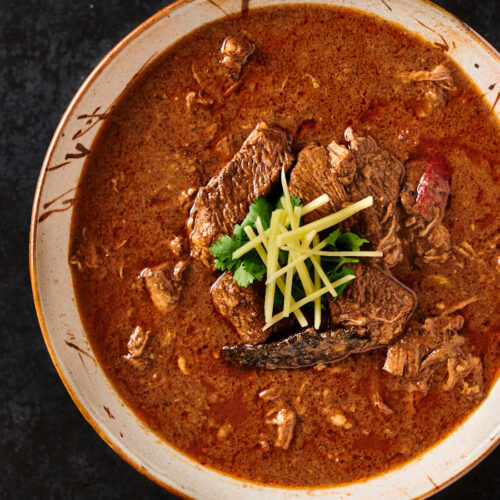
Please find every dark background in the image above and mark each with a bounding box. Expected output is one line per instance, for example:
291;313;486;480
0;0;498;498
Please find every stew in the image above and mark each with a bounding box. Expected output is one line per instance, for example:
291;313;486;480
70;5;500;487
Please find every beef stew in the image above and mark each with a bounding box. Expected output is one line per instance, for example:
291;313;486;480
69;5;500;488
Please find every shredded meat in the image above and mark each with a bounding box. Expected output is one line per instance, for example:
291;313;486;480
399;65;454;118
140;237;190;314
69;227;106;279
220;36;255;81
444;354;483;392
259;388;280;401
370;378;393;415
266;408;296;449
124;326;149;358
384;314;483;396
123;326;149;369
401;156;452;265
400;64;454;89
186;90;214;110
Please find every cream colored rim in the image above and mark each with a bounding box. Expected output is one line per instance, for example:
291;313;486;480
30;1;499;498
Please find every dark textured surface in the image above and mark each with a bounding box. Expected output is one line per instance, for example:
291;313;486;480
0;0;498;498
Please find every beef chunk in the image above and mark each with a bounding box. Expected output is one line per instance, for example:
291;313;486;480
289;128;404;267
141;260;189;314
288;142;355;220
220;36;255;81
383;314;483;396
382;317;462;378
187;122;294;265
370;387;393;415
140;237;190;314
328;263;417;348
401;156;451;264
211;271;269;345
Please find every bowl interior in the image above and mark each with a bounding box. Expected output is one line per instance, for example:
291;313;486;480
31;0;500;498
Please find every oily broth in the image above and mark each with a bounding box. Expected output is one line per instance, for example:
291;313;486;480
69;5;500;487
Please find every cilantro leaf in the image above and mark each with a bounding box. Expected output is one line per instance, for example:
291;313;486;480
210;235;242;271
240;252;266;282
233;261;257;287
242;197;274;231
326;228;341;248
232;252;267;287
326;229;368;251
278;249;289;267
210;197;273;287
336;232;369;251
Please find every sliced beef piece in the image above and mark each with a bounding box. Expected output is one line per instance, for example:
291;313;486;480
328;263;417;347
220;36;255;81
211;271;269;345
140;236;190;314
383;314;483;396
187;122;294;266
401;156;451;264
289;128;404;267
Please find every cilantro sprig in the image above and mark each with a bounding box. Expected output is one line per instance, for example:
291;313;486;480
210;197;274;287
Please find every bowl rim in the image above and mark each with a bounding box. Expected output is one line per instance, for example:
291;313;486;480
29;0;500;498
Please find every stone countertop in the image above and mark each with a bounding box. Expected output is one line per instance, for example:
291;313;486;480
0;0;498;498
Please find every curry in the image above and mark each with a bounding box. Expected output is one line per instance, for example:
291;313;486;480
69;5;500;487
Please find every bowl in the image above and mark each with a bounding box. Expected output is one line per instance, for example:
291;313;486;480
30;0;500;498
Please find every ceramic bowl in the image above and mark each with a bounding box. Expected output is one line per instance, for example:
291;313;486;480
30;0;500;498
